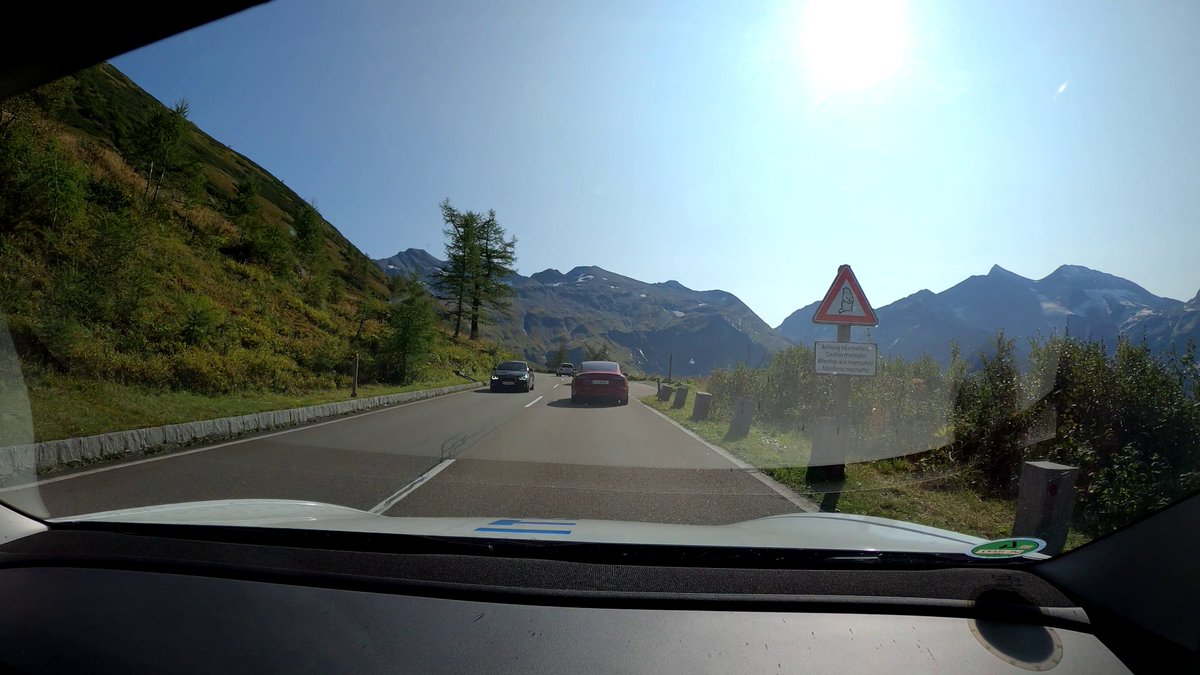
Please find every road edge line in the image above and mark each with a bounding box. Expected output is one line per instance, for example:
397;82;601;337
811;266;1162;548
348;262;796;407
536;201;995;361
524;395;544;408
370;458;456;514
638;401;818;513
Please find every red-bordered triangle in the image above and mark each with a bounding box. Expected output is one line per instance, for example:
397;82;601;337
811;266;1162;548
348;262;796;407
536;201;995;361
812;265;878;326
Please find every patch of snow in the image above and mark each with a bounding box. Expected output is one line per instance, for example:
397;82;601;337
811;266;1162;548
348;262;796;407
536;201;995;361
550;282;563;287
637;348;647;359
609;285;617;289
1039;300;1071;315
575;274;594;283
639;293;647;298
672;310;686;318
697;303;707;307
387;264;398;270
1073;288;1138;315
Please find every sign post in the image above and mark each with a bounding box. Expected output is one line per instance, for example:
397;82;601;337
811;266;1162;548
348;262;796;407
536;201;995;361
810;265;878;510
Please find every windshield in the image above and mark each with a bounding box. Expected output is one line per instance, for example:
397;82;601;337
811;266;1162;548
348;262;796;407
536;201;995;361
1;0;1197;562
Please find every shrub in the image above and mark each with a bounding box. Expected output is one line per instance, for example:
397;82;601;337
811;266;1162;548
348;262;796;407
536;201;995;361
706;363;763;421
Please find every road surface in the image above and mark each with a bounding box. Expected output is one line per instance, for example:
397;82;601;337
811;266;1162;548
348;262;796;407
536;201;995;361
4;380;807;525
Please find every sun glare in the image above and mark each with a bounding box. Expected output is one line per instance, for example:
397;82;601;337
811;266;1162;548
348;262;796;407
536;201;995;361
799;0;909;94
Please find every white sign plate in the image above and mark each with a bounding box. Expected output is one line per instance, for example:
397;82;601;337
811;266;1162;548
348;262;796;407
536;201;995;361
814;341;878;376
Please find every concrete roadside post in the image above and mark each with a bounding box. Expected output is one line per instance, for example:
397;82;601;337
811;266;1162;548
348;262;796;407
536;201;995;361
692;392;712;421
727;397;755;439
1012;461;1079;554
672;385;689;409
657;382;672;402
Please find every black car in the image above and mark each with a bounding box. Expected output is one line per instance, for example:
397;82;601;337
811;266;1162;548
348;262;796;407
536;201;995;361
489;360;535;392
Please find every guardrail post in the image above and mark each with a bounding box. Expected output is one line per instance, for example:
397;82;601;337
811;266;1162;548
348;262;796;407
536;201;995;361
671;385;689;409
1012;461;1079;554
808;416;849;482
692;392;712;421
657;382;672;402
726;397;755;439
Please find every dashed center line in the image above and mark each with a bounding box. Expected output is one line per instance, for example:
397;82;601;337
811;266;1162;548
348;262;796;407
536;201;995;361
524;396;544;408
369;458;455;514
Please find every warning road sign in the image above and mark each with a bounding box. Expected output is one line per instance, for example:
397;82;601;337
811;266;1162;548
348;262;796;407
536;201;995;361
812;265;878;326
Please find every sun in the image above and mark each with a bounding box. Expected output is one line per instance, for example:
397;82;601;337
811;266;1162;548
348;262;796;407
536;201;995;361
798;0;909;94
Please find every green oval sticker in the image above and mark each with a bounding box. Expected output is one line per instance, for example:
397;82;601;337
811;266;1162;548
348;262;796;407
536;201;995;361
967;538;1047;559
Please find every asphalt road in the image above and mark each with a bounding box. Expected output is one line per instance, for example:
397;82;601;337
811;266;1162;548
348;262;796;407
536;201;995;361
4;380;807;525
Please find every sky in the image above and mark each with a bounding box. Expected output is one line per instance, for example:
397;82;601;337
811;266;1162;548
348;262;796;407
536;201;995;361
111;0;1200;326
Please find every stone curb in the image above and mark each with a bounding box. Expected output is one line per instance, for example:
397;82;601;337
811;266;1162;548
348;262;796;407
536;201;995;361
0;382;482;479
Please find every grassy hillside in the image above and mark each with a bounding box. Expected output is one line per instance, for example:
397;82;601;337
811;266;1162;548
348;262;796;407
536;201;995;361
57;64;378;295
0;64;507;438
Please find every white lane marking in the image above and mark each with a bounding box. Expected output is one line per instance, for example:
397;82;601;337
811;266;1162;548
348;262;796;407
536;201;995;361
638;402;818;512
0;388;478;493
553;383;560;389
369;458;455;514
524;396;544;408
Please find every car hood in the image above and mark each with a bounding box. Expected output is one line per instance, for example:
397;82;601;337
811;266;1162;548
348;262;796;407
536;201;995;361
52;499;988;554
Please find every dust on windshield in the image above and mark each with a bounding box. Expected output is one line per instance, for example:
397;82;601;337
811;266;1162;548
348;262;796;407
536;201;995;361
0;0;1197;555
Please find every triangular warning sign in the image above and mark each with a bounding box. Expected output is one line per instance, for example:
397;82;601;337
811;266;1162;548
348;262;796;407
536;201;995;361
812;265;878;326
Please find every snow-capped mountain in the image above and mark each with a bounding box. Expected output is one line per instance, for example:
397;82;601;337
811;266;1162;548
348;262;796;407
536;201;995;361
375;250;790;376
778;264;1196;365
376;248;444;279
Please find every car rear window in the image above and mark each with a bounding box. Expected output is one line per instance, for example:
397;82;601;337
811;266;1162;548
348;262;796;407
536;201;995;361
580;361;620;373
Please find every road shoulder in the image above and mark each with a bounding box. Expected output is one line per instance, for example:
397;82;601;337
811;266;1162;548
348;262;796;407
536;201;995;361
638;400;818;513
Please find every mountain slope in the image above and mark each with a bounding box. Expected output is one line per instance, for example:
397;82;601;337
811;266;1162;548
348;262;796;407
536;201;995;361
377;250;790;376
1;63;502;397
777;264;1195;365
55;64;376;284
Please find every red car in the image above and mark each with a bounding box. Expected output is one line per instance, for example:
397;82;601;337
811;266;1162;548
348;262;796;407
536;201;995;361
570;360;629;405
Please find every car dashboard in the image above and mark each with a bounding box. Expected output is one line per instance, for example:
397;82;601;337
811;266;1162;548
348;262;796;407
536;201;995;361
0;524;1133;674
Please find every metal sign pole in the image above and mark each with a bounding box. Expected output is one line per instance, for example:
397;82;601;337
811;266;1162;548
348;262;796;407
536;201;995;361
831;323;851;483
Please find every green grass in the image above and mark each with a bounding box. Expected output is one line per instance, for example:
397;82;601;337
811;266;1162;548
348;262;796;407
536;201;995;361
641;393;1092;549
23;373;469;442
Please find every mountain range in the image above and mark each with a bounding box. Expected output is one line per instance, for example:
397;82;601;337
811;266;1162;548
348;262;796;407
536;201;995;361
778;264;1199;366
377;249;790;376
379;251;1199;373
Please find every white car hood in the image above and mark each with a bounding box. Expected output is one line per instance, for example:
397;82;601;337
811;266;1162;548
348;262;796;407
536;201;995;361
53;499;988;554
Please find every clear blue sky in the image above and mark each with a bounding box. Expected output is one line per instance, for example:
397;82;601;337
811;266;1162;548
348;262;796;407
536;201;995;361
112;0;1200;325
